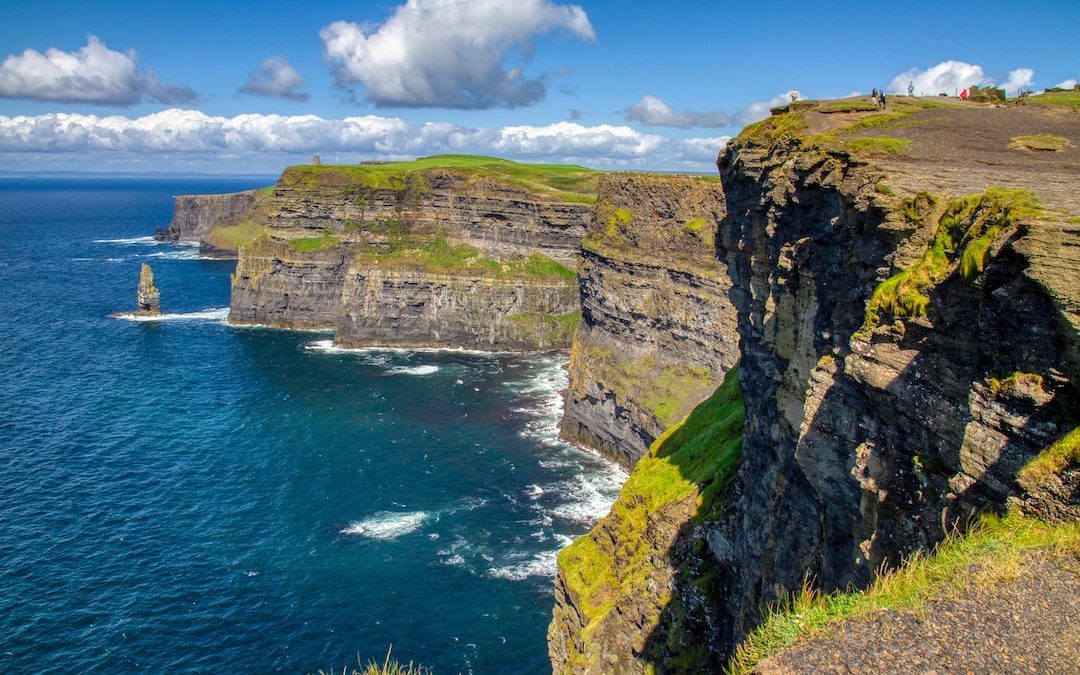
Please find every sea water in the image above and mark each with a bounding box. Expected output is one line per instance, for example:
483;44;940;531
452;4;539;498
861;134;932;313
0;178;625;673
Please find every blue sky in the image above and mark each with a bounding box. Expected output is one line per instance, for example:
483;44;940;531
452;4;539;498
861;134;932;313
1;0;1077;174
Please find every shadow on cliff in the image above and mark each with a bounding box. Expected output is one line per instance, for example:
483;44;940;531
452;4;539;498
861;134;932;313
635;163;1075;673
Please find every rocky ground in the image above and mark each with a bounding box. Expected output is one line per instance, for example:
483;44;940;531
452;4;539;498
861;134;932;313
755;551;1080;674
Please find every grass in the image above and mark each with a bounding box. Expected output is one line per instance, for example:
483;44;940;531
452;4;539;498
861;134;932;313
841;137;912;156
319;648;429;675
1017;427;1080;492
1008;134;1069;151
863;188;1041;329
724;513;1080;674
1017;90;1080;111
507;311;581;344
820;100;880;113
558;366;744;631
280;154;599;204
208;220;265;251
352;237;576;282
288;234;341;252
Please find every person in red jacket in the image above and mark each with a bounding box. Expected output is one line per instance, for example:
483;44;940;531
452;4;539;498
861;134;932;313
960;88;969;101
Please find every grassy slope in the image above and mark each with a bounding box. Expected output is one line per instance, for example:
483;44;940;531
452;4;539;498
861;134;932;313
352;237;577;282
281;154;600;204
725;512;1080;674
558;366;744;639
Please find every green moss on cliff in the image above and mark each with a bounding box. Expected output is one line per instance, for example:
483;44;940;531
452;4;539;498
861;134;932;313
353;237;576;282
558;366;743;635
1017;427;1080;492
508;311;581;344
725;513;1080;674
863;188;1041;329
281;154;599;203
289;235;340;252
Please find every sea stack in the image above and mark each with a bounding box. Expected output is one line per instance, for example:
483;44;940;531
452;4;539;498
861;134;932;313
136;263;161;315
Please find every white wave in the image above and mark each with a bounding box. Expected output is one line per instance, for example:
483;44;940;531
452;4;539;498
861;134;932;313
486;549;559;581
93;236;160;245
549;468;626;524
302;339;504;357
387;364;439;376
113;307;230;322
144;249;206;261
104;258;125;263
340;511;427;540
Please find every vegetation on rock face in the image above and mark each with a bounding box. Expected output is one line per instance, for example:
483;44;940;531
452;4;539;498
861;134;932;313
508;311;581;344
1008;134;1069;151
280;154;599;204
1017;427;1080;492
288;234;341;252
725;513;1080;674
557;366;743;645
863;188;1042;330
352;237;576;282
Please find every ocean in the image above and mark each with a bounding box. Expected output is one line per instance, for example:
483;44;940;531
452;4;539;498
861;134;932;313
0;178;625;673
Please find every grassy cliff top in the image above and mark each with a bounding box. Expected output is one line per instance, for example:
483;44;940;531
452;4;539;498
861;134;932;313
279;154;600;203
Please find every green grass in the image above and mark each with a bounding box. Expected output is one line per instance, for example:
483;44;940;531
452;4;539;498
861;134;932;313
353;237;576;281
288;234;341;252
208;221;265;251
725;513;1080;675
1017;427;1080;492
820;100;880;113
874;183;895;196
280;154;599;203
1008;134;1069;151
319;648;430;675
841;137;912;156
558;366;744;630
1018;90;1080;111
864;189;1041;329
507;311;581;344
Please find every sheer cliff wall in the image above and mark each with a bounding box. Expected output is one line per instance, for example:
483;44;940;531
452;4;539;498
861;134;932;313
551;100;1080;673
228;165;588;351
157;190;263;256
559;174;740;467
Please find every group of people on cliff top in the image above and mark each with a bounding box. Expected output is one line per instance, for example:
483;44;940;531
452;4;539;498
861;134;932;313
870;88;888;109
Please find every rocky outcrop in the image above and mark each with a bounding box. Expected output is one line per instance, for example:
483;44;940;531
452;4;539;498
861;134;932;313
228;162;589;351
156;190;263;256
559;173;739;466
136;263;160;315
551;101;1080;673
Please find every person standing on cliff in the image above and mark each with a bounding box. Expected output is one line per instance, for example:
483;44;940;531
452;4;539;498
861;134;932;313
908;81;915;96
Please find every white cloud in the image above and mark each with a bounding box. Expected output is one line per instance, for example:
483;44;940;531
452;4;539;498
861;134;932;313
999;68;1034;96
320;0;595;109
624;94;729;128
888;60;988;96
0;110;676;167
677;136;731;162
734;91;797;126
0;35;196;105
1054;78;1077;89
239;57;308;102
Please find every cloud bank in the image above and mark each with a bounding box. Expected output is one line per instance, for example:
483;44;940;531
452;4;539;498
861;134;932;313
320;0;595;109
239;57;308;102
0;36;196;105
623;95;729;128
888;60;1036;96
0;109;687;170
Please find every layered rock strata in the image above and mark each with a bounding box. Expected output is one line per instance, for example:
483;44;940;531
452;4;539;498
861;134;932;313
228;164;589;351
551;101;1080;673
559;173;739;466
136;263;160;315
156;189;262;256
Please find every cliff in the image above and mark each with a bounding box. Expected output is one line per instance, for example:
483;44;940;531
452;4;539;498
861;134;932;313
229;156;593;351
551;94;1080;672
559;173;739;467
156;189;267;257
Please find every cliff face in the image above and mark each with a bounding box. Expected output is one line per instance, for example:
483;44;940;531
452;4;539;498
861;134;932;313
268;167;590;265
229;161;589;351
157;190;263;256
551;100;1079;673
559;174;739;466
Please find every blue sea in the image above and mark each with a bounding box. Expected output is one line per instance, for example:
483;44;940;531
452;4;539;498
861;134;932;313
0;178;625;673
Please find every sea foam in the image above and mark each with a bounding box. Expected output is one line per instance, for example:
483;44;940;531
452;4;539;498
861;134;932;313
113;307;230;322
340;511;428;540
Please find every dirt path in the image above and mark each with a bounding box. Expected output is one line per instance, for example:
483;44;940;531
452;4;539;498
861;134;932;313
754;552;1080;674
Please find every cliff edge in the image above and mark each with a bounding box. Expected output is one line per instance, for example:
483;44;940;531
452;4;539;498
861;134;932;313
551;92;1080;673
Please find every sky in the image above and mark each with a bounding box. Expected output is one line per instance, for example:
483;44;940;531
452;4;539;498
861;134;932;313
0;0;1076;175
